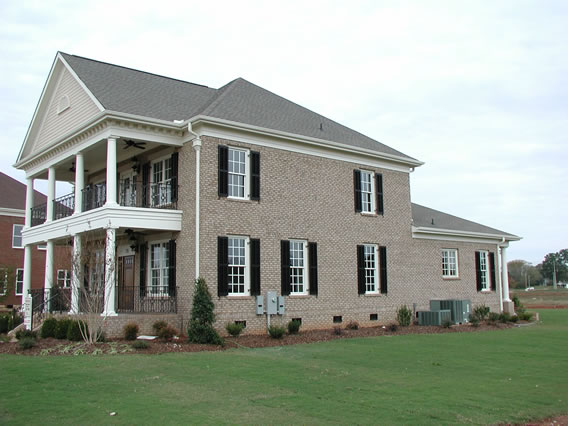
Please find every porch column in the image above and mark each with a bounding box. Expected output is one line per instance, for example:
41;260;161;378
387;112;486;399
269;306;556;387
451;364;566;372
25;177;34;228
105;137;118;207
44;240;54;310
70;234;81;314
22;246;32;324
74;152;84;214
102;226;117;316
501;243;514;313
46;167;55;222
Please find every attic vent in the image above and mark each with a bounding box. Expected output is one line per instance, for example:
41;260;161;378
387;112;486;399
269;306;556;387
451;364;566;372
57;95;70;114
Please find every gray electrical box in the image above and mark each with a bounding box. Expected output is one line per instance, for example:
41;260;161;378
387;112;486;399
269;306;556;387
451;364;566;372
256;295;264;315
277;296;285;315
266;291;278;315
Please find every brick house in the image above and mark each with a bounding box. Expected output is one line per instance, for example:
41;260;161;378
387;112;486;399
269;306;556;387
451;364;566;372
14;52;519;335
0;172;71;309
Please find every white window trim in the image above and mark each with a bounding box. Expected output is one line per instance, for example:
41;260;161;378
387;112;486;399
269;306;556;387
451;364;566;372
227;235;250;296
364;244;379;294
442;249;459;278
12;224;24;249
57;269;71;288
228;147;250;200
37;243;47;251
15;268;24;295
289;239;309;296
479;250;491;291
147;239;170;297
360;170;375;214
150;155;173;207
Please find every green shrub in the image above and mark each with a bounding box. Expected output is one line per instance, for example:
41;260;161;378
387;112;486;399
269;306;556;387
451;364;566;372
187;278;223;345
518;311;533;321
226;322;245;337
487;312;500;324
152;320;168;335
509;315;519;323
15;329;37;340
41;317;58;338
19;337;36;350
396;305;412;327
346;320;359;330
441;319;452;329
512;295;521;308
67;320;84;341
55;318;73;339
470;316;480;327
0;314;10;334
473;305;490;321
387;323;398;332
123;323;139;341
498;312;511;323
287;320;301;335
131;340;149;350
268;325;286;339
158;325;177;342
0;311;23;334
333;326;343;335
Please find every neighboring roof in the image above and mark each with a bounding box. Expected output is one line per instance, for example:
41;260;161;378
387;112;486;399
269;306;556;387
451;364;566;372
411;203;519;239
0;172;47;210
59;53;418;162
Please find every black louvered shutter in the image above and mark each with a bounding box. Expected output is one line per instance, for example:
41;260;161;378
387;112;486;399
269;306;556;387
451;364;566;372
168;239;176;296
142;163;150;207
489;252;496;291
354;170;362;212
475;251;482;291
251;151;260;201
376;173;384;215
218;145;228;197
171;152;179;204
379;246;388;294
250;239;261;296
139;243;147;297
308;242;318;296
357;245;365;294
281;240;291;296
218;236;228;297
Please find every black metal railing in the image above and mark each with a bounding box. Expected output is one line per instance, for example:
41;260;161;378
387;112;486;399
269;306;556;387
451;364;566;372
53;192;75;220
116;285;177;313
120;180;177;209
82;183;107;212
31;203;47;227
30;287;71;328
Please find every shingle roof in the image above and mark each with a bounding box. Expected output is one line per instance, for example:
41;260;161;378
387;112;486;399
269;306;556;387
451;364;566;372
411;203;518;238
60;53;417;162
0;172;47;210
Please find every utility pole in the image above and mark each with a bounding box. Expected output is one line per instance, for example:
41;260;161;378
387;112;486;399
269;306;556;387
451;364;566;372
553;258;557;290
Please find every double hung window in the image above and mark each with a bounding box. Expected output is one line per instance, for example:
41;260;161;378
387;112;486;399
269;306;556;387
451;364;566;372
218;145;260;201
363;245;379;294
442;249;459;278
57;269;71;288
16;269;24;295
289;240;308;295
228;236;249;295
12;224;23;248
228;148;248;199
151;157;173;206
354;170;384;215
149;242;170;296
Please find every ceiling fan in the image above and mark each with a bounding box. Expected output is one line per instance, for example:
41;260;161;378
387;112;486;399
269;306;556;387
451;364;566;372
123;139;147;150
69;162;89;173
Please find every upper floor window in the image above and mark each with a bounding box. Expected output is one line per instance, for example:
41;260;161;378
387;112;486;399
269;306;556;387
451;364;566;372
218;145;260;201
442;249;459;278
152;157;173;206
280;240;318;296
357;244;388;295
475;250;495;292
217;236;260;297
354;170;384;215
16;269;24;295
12;224;24;248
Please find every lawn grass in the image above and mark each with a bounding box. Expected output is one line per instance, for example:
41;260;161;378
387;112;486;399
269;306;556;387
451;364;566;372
1;310;567;425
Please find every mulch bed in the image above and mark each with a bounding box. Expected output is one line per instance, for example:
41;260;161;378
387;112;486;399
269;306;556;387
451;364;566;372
0;321;518;356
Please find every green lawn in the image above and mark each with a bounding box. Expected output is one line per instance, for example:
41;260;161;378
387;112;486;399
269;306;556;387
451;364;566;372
1;310;567;425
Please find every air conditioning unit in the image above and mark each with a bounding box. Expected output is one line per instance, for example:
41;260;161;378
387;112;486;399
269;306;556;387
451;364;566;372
430;299;472;324
417;310;452;326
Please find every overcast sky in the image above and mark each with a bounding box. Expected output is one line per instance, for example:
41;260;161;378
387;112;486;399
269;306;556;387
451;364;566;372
1;0;566;265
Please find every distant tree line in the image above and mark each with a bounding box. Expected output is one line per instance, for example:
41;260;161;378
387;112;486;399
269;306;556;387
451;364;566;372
508;248;567;288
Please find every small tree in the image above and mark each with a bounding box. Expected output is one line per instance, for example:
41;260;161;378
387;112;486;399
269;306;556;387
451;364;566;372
187;278;223;345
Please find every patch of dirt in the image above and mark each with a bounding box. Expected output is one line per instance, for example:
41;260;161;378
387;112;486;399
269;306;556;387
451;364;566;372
0;321;517;356
512;415;568;425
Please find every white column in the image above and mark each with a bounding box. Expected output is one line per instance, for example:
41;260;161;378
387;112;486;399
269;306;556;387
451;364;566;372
44;240;54;309
193;138;202;279
105;137;118;207
25;178;34;228
74;152;84;214
22;245;32;303
46;167;56;222
501;245;511;302
102;227;117;316
70;234;81;314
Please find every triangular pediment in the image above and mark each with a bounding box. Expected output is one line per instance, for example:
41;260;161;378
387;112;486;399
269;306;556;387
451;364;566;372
17;53;103;165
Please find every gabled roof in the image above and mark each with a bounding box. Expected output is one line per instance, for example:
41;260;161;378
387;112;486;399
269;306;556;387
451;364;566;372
411;203;519;240
59;53;418;162
0;172;47;210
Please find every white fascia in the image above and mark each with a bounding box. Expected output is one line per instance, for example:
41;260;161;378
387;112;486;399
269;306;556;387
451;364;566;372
412;226;522;244
0;208;25;218
22;206;182;245
183;115;424;173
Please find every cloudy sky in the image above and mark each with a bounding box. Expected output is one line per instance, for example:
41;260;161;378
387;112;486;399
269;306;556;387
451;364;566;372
1;0;566;265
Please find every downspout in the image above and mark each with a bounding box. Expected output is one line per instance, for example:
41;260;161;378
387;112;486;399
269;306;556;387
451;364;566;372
187;123;202;279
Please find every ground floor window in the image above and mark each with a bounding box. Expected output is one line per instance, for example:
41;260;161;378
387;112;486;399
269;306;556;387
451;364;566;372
57;269;71;288
0;268;7;295
149;242;169;296
442;249;459;278
16;269;24;295
289;240;308;295
228;236;249;295
363;244;379;294
477;250;491;291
